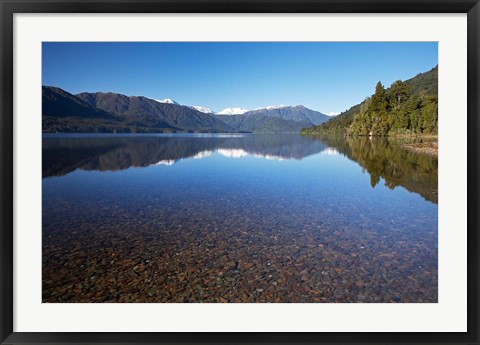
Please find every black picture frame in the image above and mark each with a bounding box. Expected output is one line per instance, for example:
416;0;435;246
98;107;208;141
1;1;478;344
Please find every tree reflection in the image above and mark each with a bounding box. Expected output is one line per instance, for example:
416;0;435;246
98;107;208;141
313;135;438;204
42;134;437;204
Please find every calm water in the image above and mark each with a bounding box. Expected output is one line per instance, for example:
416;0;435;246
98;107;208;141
42;133;438;303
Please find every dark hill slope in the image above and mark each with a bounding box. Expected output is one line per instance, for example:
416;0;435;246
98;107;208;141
76;92;234;133
43;86;115;120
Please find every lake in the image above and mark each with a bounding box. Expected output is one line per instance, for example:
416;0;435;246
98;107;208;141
42;133;438;303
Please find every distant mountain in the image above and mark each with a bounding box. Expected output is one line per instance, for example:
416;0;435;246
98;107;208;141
76;91;233;133
253;105;288;111
218;107;249;115
42;86;330;134
253;117;312;133
301;65;438;136
154;98;181;105
244;105;329;126
188;105;215;114
43;86;115;120
217;114;309;133
215;105;329;133
42;86;137;133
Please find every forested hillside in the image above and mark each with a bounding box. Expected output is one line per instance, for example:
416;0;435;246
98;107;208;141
301;66;438;136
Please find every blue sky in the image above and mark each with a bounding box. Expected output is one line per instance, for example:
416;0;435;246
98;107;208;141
42;42;437;114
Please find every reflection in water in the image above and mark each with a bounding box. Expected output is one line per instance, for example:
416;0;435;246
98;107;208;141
315;135;438;204
42;133;437;303
43;133;437;204
42;134;328;177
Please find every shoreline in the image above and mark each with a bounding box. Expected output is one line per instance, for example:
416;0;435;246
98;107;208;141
400;141;438;157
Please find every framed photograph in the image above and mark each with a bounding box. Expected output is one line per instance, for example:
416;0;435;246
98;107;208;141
1;0;479;344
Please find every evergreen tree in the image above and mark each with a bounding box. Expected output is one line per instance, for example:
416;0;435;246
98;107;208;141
389;80;409;109
369;82;389;113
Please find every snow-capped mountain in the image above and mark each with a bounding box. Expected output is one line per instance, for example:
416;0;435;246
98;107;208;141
326;111;340;116
253;105;288;111
188;105;215;114
153;99;216;114
217;107;249;115
155;98;181;105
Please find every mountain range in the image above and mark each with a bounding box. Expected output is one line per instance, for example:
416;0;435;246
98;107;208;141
42;86;330;133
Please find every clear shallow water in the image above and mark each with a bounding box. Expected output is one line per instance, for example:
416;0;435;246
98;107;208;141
42;133;438;303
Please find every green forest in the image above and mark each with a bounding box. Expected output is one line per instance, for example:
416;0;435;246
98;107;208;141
301;66;438;137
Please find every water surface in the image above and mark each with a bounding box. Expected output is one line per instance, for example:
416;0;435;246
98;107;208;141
42;133;438;303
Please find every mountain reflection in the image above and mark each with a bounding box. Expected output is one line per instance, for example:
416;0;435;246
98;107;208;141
312;135;438;204
42;134;329;178
42;133;437;204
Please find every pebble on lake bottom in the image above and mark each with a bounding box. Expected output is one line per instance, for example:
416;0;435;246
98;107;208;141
42;203;438;303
